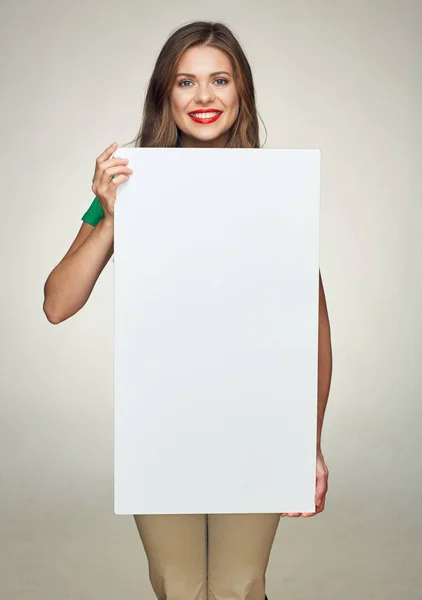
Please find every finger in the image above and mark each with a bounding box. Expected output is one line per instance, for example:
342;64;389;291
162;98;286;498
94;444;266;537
97;142;118;164
301;512;315;518
108;174;131;186
315;485;327;506
98;165;133;187
94;173;131;196
98;157;130;178
287;513;302;517
92;160;130;185
314;497;326;514
316;496;326;513
315;476;328;508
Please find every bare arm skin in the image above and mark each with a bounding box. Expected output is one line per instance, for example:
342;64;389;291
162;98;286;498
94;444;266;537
316;270;333;451
43;142;133;324
43;218;114;324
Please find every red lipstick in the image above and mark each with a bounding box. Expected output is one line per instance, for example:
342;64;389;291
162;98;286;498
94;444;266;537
188;108;223;124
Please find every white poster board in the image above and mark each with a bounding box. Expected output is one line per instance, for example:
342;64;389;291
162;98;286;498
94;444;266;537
113;147;320;515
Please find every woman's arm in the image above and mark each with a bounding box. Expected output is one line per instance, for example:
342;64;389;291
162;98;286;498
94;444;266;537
43;217;114;324
316;270;333;451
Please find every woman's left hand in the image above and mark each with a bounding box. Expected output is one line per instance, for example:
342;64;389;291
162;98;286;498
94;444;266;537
281;448;329;518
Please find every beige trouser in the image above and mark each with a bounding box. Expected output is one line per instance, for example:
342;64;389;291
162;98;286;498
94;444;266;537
133;513;280;600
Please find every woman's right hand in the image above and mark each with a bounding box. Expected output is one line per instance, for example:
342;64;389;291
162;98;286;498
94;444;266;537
91;142;133;221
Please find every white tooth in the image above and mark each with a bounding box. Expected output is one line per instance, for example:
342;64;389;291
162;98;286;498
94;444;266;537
192;112;219;118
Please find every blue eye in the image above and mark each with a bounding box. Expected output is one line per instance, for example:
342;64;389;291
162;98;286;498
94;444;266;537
178;78;229;87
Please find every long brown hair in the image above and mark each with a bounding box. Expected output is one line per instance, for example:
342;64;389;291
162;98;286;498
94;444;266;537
122;21;266;149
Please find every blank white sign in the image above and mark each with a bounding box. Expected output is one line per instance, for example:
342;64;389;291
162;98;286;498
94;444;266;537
113;147;320;515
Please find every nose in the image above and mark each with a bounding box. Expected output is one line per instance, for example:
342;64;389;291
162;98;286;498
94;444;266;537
194;82;215;104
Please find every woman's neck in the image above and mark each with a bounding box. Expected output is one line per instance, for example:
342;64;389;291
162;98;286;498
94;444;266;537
178;132;228;148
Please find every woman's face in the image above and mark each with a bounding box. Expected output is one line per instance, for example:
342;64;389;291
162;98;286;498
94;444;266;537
170;45;240;148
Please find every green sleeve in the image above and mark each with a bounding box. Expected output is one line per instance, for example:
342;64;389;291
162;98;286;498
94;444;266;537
81;174;118;226
81;196;104;226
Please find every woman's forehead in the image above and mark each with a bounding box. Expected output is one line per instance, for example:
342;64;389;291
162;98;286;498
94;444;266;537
177;46;232;74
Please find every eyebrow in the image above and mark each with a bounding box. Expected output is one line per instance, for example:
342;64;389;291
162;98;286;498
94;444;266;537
175;71;232;78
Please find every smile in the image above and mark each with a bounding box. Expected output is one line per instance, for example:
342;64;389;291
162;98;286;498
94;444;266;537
188;111;222;124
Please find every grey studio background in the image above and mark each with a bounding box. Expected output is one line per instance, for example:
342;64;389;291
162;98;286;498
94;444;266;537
1;1;421;599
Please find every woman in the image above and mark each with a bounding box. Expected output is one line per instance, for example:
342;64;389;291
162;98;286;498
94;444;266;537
43;20;332;600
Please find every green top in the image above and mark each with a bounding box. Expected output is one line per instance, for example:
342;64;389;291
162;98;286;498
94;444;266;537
81;195;104;226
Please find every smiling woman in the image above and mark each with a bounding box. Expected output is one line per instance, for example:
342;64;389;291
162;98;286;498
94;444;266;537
43;19;332;600
170;47;240;147
120;21;264;149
